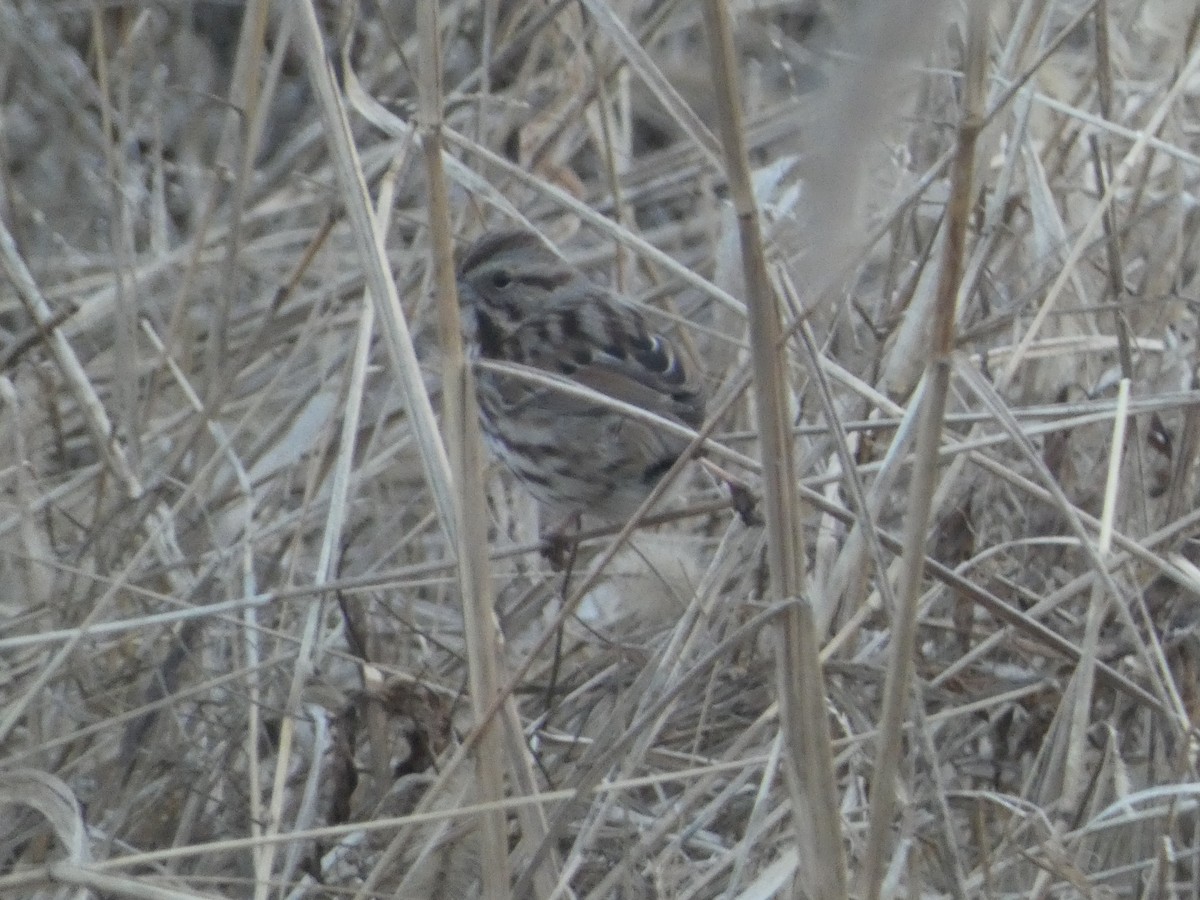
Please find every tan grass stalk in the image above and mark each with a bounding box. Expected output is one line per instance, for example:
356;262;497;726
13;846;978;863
89;4;143;463
1063;379;1129;808
575;0;721;166
414;1;511;895
0;218;142;500
440;127;747;315
860;4;988;896
5;865;213;900
0;218;173;745
292;1;457;532
957;363;1182;715
506;409;752;893
474;358;759;471
11;2;1200;894
201;0;269;404
995;37;1200;392
292;1;515;894
140;313;269;878
701;2;847;898
787;283;900;638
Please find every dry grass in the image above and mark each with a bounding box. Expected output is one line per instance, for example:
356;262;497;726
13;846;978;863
1;1;1200;897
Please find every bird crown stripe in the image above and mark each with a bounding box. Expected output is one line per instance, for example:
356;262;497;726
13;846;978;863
459;230;540;273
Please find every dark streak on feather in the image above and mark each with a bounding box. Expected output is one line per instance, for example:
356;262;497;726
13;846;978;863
631;336;670;373
559;308;582;339
602;342;626;360
641;456;678;483
475;311;506;359
521;272;572;292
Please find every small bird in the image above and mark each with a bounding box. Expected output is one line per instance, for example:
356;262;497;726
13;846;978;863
456;228;707;529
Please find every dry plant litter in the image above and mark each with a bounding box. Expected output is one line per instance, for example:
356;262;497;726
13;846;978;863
0;0;1199;897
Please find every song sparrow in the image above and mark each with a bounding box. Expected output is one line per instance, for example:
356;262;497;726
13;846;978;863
456;229;707;525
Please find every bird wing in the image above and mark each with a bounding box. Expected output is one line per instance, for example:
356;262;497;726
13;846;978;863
506;289;706;430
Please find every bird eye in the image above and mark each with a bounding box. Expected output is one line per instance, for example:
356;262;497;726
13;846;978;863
491;270;512;289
